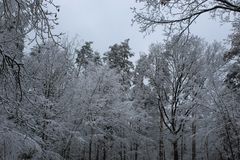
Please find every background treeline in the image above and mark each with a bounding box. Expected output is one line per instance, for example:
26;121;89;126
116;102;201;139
1;33;240;160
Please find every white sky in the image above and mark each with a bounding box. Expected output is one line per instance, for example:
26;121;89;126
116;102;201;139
54;0;232;59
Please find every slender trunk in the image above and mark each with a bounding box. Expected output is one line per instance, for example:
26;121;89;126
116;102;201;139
225;123;235;160
122;127;126;160
42;113;46;140
95;142;99;160
42;111;47;150
158;96;165;160
89;137;92;160
192;115;196;160
135;143;138;160
205;135;209;160
81;146;86;160
130;142;133;160
159;114;165;160
120;142;123;160
173;140;178;160
103;143;107;160
3;140;6;160
89;127;94;160
123;144;126;160
180;138;183;160
180;124;185;160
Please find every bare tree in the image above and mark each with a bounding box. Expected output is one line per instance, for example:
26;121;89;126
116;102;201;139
143;35;207;160
0;0;61;73
0;0;61;113
0;0;60;43
132;0;240;34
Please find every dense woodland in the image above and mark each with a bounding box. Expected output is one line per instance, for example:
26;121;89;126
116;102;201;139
0;0;240;160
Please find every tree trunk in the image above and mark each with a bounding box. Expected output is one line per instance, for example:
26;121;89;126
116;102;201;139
173;140;178;160
103;143;107;160
123;144;126;160
135;143;138;160
130;143;133;160
159;114;165;160
95;142;99;160
180;125;185;160
192;115;196;160
89;127;93;160
158;96;165;160
89;138;92;160
120;142;123;160
205;135;209;160
81;146;86;160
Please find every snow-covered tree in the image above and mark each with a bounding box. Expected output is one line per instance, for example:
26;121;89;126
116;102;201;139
104;39;134;87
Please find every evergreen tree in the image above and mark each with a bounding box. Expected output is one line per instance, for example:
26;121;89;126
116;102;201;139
104;39;134;87
76;41;94;73
75;42;103;76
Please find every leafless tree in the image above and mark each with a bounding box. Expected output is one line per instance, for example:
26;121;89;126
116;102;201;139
132;0;240;35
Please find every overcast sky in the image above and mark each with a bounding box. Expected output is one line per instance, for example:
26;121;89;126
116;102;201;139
55;0;232;59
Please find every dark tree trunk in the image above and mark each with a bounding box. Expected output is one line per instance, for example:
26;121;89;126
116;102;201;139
123;144;126;160
89;127;94;160
180;125;185;160
192;116;196;160
205;135;209;160
130;143;133;160
157;95;165;160
103;143;107;160
173;140;178;160
95;143;99;160
89;138;92;160
120;142;123;160
135;143;139;160
159;114;165;160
